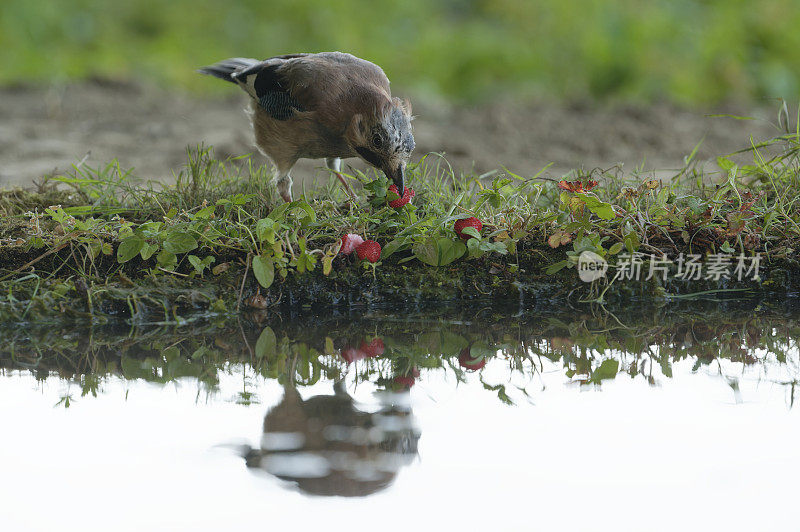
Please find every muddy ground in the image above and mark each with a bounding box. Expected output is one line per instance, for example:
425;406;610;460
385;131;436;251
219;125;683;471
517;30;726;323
0;80;784;192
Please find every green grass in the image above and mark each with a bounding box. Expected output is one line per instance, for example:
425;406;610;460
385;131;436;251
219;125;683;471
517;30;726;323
1;110;800;320
2;0;800;103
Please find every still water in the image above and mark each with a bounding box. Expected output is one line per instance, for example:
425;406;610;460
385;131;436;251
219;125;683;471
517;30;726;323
1;303;799;531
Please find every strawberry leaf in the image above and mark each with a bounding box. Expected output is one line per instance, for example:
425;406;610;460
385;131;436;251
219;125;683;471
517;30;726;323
117;235;144;263
253;254;275;288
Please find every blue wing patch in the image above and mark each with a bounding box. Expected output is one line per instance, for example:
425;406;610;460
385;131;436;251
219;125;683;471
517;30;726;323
258;92;303;121
234;63;304;121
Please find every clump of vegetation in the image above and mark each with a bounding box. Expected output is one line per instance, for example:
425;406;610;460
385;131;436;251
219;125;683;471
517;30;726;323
1;115;799;322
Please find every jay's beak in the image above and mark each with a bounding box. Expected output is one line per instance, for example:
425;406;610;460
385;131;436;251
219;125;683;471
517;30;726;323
384;162;405;194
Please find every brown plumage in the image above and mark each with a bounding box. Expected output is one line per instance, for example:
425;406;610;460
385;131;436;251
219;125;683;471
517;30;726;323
244;380;419;497
199;52;415;202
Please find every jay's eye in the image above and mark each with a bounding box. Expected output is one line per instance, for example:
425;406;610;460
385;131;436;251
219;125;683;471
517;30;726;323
372;134;383;148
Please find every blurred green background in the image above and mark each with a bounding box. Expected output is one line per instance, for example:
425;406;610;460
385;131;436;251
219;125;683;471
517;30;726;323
2;0;799;104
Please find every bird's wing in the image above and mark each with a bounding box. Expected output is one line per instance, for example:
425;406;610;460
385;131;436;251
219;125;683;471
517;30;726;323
235;53;391;123
230;58;308;121
277;52;392;105
204;52;392;125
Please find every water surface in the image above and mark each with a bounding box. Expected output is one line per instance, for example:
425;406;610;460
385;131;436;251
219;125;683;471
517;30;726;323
2;303;798;531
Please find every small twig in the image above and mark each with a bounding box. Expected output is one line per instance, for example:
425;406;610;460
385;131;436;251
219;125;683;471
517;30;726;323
158;267;189;277
237;253;251;312
238;316;254;359
473;280;491;295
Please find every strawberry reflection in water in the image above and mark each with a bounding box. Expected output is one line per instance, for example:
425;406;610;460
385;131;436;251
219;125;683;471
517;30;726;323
244;380;419;497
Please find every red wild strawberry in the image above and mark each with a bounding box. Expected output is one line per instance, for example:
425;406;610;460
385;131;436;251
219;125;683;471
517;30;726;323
387;184;415;208
454;217;483;240
459;347;486;371
340;346;370;364
340;233;364;254
393;375;416;389
356;240;381;263
359;337;385;357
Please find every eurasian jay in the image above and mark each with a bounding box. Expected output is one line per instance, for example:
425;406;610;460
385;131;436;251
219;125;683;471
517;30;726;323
199;52;415;202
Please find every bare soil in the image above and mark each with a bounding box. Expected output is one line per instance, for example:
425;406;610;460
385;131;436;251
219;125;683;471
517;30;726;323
0;80;783;191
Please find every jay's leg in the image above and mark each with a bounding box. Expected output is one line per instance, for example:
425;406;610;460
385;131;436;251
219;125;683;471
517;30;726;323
272;160;295;203
276;173;293;203
326;157;356;201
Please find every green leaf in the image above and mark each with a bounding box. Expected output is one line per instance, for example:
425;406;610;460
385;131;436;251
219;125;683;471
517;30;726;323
572;235;596;254
188;255;215;275
255;218;276;244
117;235;144;263
156;250;177;269
268;200;316;225
364;177;389;199
163;231;198;254
436;238;466;266
267;202;290;222
660;356;673;378
623;230;640;252
413;239;440;266
139;221;163;237
87;241;102;259
466;236;481;258
483;241;509;255
381;237;407;259
418;331;469;356
296;252;316;273
608;242;624;255
591;359;619;382
576;193;615;220
191;346;213;360
255;327;277;359
140;242;158;260
461;226;481;239
293;201;317;224
193;206;216;219
413;237;466;266
322;254;334;275
252;254;275;288
545;260;569;275
440;332;469;356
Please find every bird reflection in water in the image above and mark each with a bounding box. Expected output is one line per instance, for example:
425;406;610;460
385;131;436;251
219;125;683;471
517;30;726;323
244;380;419;497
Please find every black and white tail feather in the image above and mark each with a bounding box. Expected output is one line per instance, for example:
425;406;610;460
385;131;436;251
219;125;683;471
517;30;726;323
196;57;258;83
198;57;305;121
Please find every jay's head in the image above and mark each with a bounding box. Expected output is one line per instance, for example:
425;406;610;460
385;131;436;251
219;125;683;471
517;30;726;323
347;97;415;193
